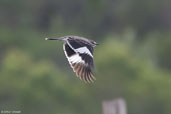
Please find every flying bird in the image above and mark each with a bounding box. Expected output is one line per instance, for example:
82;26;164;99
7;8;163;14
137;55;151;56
45;36;99;83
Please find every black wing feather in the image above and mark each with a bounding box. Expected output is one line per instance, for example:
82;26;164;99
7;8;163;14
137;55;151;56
64;43;76;57
67;39;93;55
78;53;94;68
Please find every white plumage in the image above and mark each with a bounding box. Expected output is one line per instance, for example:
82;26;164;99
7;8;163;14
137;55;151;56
75;47;93;57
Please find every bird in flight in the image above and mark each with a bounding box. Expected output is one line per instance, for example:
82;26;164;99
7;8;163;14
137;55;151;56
45;36;99;83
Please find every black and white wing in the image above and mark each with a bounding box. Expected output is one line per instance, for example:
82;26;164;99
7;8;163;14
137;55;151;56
63;42;96;83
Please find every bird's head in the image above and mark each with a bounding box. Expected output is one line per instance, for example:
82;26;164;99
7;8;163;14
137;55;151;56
89;40;99;47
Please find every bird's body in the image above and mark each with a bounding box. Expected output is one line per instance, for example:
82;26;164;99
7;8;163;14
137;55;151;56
45;36;98;83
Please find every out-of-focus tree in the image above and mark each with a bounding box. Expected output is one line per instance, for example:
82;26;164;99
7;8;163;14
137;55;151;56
0;0;171;114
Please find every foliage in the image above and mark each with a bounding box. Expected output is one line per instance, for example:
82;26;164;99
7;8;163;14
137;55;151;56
0;0;171;114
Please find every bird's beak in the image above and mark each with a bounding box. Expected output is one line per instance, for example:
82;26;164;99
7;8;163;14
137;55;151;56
96;43;99;45
45;37;64;41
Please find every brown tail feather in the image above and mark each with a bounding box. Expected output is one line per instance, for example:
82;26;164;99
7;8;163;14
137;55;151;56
80;67;85;80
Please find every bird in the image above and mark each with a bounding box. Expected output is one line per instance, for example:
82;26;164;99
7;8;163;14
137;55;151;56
45;36;99;83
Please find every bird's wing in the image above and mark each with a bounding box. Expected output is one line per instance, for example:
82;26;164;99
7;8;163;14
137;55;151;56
63;43;96;83
67;38;94;56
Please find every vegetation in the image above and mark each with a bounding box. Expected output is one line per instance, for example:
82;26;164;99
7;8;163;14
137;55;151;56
0;0;171;114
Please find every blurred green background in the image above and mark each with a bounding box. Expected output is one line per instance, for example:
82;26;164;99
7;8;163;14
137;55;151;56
0;0;171;114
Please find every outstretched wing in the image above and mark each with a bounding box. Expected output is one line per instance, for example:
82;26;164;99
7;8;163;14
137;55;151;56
67;38;94;56
63;43;96;83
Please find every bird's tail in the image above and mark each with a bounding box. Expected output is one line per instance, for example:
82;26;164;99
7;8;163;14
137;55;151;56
45;37;65;41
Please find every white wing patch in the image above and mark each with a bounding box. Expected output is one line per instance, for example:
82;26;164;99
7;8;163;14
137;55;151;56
63;44;85;65
68;54;85;64
75;47;93;57
66;40;93;57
